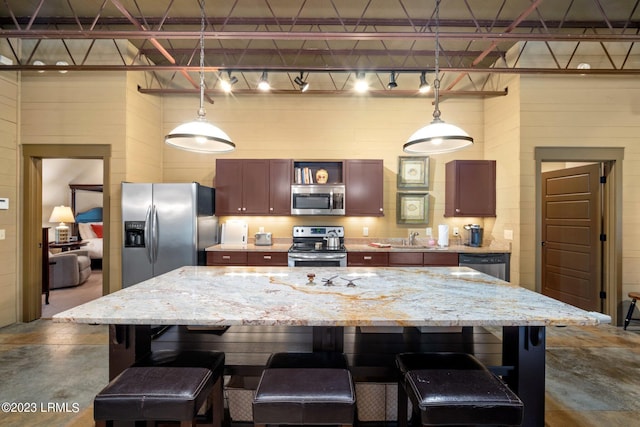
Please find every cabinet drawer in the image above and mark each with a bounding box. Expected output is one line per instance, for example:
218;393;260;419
423;252;458;266
247;252;288;266
388;252;423;266
207;251;248;266
347;252;388;266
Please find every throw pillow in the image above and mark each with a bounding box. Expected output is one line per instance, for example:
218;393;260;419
90;223;104;238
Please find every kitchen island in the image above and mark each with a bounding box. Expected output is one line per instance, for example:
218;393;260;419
55;266;608;427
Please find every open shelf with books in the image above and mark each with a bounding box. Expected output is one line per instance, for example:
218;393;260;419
293;161;344;185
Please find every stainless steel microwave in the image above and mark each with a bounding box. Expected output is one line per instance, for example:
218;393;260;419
291;184;345;215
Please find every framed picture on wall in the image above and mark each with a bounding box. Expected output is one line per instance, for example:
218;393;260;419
397;156;429;189
396;192;429;224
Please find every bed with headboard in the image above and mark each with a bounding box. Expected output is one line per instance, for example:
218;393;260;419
70;184;103;261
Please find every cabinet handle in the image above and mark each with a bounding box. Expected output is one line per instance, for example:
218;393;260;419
379;208;383;212
269;207;274;211
242;207;246;211
364;256;372;260
263;255;272;260
237;208;242;211
222;255;231;260
455;208;461;213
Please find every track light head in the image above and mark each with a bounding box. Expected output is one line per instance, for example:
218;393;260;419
387;72;398;89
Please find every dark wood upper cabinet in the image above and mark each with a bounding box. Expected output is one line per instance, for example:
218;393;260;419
269;159;293;215
345;159;384;216
445;160;496;217
215;159;290;215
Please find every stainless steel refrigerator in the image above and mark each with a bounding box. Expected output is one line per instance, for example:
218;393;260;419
121;182;218;287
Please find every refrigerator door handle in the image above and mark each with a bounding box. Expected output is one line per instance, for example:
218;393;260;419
144;205;153;263
152;204;159;263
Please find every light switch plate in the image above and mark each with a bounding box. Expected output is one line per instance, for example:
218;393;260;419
0;198;8;210
0;230;5;240
504;229;514;240
362;227;369;237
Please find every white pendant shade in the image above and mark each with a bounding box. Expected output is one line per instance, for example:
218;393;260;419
403;118;473;154
165;117;235;154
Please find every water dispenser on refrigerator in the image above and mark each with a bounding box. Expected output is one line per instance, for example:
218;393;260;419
124;221;145;248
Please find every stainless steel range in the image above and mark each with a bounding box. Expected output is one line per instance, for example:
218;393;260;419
288;226;347;267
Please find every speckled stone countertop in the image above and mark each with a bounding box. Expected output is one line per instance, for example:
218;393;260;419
54;266;608;327
205;238;511;253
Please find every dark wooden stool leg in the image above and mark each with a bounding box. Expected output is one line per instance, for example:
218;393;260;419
212;375;224;427
624;297;637;330
397;381;408;427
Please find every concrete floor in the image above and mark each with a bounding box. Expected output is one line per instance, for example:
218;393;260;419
0;320;638;427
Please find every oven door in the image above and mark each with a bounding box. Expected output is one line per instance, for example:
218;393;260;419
288;252;347;267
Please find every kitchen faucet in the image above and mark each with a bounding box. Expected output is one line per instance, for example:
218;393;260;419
409;231;419;246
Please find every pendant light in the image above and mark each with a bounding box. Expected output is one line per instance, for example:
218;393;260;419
403;0;473;154
165;0;234;154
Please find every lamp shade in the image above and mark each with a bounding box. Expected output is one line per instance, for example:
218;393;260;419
403;118;473;154
49;205;75;224
165;117;235;154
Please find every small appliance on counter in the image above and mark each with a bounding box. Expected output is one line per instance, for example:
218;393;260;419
221;220;248;245
254;232;272;246
464;224;483;247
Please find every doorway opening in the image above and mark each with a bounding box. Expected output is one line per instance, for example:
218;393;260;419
535;147;623;324
21;144;111;322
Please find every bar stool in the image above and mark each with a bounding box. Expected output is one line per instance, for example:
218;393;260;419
94;366;215;427
252;352;356;426
95;350;225;427
624;292;640;330
396;352;523;426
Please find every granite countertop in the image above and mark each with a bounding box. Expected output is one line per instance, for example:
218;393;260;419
54;266;608;327
206;238;511;253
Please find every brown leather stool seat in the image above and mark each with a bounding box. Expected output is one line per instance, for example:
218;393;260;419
253;352;356;426
134;350;226;427
396;352;523;426
94;366;214;427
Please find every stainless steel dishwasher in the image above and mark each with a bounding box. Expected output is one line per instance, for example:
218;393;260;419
458;253;510;282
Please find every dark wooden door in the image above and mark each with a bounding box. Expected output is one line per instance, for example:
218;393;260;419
345;159;384;216
542;164;602;311
215;159;243;215
269;159;293;215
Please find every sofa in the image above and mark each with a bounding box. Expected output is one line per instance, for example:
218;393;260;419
49;249;92;289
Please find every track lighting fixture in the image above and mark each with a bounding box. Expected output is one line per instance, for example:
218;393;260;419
387;72;398;89
220;71;238;93
419;71;430;93
294;72;310;92
258;72;270;91
355;72;369;93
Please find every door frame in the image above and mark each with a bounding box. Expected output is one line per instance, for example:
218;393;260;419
535;147;623;323
21;144;111;322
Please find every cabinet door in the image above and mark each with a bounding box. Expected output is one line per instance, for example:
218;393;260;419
207;251;248;266
423;252;458;266
248;252;288;266
388;252;423;266
242;160;270;214
269;159;293;215
345;159;384;216
215;159;244;215
445;160;496;217
347;252;388;266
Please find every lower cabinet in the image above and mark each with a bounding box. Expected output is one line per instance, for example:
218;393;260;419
247;252;288;266
423;252;459;266
207;251;288;266
388;252;423;266
347;252;389;267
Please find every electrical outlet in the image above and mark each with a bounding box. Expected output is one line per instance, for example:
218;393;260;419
504;229;514;240
362;226;369;237
453;227;459;236
0;229;5;240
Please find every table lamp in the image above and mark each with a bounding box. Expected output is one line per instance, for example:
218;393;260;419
49;205;75;243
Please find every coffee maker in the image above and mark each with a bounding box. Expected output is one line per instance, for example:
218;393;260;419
463;224;483;247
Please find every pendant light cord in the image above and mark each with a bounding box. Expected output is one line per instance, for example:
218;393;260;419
432;0;441;122
198;0;206;118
